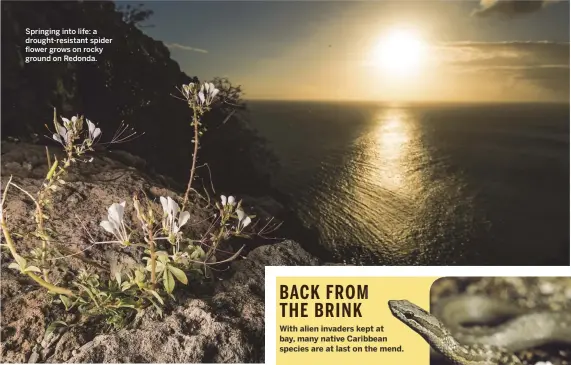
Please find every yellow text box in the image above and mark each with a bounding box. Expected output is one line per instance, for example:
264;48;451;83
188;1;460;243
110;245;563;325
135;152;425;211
276;276;438;365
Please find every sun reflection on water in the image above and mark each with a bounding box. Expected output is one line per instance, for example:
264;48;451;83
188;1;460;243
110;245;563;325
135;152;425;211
370;108;417;194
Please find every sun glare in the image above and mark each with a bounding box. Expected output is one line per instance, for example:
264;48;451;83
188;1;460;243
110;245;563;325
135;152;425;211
372;29;426;77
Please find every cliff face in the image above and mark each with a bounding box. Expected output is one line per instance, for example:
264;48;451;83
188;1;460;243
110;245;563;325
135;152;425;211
0;141;321;363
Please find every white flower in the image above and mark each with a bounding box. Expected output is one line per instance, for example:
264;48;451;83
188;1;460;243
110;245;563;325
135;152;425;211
197;90;205;105
61;116;78;130
220;195;236;207
160;196;190;236
52;117;74;146
535;362;553;365
86;119;101;141
236;208;252;231
196;82;220;107
100;201;130;244
182;83;195;100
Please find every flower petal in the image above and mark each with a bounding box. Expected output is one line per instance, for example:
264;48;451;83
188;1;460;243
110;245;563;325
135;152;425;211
100;220;116;235
228;196;236;206
160;196;169;215
236;208;245;222
87;119;101;139
182;84;190;98
178;211;190;227
167;196;179;216
108;202;125;225
56;122;66;134
221;195;227;206
61;117;71;128
87;119;95;134
242;216;252;228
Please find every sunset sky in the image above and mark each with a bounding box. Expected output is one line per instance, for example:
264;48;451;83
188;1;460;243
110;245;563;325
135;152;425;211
136;0;570;102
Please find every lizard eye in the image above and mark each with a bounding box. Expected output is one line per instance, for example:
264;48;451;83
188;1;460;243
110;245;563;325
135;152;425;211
404;311;415;319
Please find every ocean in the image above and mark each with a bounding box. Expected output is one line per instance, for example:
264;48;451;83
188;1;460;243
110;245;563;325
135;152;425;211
247;101;570;266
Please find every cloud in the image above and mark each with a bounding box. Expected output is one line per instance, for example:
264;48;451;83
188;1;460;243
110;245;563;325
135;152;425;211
435;41;569;98
472;0;560;17
437;41;569;67
165;43;208;54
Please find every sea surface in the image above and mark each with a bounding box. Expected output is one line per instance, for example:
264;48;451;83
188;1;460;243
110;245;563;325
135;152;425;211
247;101;570;266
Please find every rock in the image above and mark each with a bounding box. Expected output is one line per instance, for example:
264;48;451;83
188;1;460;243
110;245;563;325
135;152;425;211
106;150;147;170
240;195;285;219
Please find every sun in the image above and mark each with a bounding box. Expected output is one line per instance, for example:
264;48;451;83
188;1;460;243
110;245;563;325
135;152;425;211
371;28;426;76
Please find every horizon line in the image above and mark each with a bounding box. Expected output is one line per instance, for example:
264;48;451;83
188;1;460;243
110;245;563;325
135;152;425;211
242;98;570;105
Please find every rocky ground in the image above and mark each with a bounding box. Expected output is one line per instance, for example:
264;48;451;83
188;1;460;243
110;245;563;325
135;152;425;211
431;277;571;365
0;141;321;363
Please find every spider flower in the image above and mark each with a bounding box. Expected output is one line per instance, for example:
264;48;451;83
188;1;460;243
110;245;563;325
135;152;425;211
197;82;220;107
182;83;196;100
52;116;76;146
61;116;80;130
160;196;190;238
221;195;236;207
236;207;252;231
86;119;101;142
100;201;130;244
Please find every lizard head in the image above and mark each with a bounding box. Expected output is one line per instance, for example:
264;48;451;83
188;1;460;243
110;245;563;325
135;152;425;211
388;300;451;346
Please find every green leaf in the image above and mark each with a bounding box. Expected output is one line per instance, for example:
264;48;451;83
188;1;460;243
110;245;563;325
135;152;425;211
116;299;136;309
8;262;20;271
59;295;72;310
163;270;175;294
120;298;141;309
147;290;164;305
14;254;27;270
146;261;165;273
155;251;169;257
115;272;122;286
45;320;67;339
157;255;170;265
168;266;188;285
189;246;205;260
46;159;59;180
24;266;42;273
121;282;134;292
148;297;164;317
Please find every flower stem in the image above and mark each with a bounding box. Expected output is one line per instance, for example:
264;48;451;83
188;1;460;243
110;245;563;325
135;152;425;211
148;230;157;289
27;272;74;296
183;108;200;211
